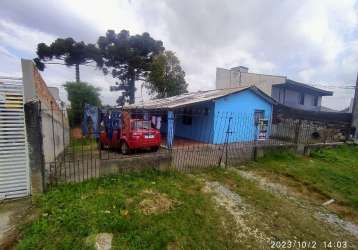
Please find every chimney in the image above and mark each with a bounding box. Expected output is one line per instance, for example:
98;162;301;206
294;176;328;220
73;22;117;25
352;72;358;139
230;66;248;73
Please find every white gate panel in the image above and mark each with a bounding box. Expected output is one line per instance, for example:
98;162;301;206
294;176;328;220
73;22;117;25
0;80;30;199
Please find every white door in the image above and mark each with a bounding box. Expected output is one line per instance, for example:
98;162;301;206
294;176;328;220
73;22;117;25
0;79;30;199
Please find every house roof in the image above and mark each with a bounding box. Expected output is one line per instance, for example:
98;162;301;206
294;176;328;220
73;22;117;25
274;79;333;96
125;86;276;110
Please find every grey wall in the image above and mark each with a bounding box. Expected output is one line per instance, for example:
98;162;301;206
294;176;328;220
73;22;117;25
215;67;286;96
272;86;321;111
41;109;70;163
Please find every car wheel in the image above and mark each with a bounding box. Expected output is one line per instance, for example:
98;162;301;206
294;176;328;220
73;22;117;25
121;142;131;155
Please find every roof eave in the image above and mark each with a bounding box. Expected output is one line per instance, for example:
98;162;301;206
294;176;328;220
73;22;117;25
274;81;333;96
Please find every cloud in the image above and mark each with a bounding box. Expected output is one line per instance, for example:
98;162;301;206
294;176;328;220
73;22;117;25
0;20;55;56
133;0;358;109
0;0;100;41
0;0;357;110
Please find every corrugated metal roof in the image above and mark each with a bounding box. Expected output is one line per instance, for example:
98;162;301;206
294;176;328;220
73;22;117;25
125;86;275;110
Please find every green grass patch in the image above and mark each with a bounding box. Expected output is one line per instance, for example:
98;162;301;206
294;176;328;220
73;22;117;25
68;137;98;153
249;145;358;211
15;170;238;250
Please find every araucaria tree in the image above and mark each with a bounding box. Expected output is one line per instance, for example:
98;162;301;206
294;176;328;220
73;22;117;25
97;30;164;104
146;51;188;98
34;38;103;82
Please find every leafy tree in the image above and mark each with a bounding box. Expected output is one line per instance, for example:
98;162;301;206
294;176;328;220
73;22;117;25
146;51;188;98
64;82;101;126
34;38;103;82
97;30;164;105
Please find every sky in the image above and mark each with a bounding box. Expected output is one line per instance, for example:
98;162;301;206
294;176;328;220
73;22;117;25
0;0;357;110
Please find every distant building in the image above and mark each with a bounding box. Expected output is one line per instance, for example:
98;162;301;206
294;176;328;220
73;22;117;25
216;66;333;111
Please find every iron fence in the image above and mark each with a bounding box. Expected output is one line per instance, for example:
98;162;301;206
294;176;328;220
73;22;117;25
38;106;349;188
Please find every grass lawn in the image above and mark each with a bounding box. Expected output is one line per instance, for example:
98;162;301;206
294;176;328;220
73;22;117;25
248;145;358;213
14;145;358;249
15;171;239;250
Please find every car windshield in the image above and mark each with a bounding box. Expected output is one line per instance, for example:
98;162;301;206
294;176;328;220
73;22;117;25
132;120;151;130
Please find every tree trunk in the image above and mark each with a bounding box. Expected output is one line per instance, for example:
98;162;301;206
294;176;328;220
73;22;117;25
75;64;80;82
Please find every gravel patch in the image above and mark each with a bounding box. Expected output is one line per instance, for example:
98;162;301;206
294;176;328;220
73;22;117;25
316;212;358;238
233;169;292;197
233;168;358;239
203;181;271;244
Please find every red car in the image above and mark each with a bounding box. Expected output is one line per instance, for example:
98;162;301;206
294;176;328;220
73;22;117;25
100;119;161;154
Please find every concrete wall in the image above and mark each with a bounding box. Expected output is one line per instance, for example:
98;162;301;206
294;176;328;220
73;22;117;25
216;67;286;96
41;110;70;163
213;89;273;143
24;101;44;193
22;59;70;166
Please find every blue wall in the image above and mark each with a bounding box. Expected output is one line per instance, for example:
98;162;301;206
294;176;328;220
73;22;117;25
160;89;273;144
213;90;273;144
174;102;214;143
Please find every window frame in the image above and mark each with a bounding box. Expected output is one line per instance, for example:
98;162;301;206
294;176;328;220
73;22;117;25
254;109;265;125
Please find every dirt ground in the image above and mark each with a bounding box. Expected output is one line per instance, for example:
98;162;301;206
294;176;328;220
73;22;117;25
0;198;35;250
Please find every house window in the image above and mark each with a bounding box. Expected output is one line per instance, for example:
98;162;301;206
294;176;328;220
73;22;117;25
254;110;265;125
313;96;319;106
182;108;192;125
298;92;305;105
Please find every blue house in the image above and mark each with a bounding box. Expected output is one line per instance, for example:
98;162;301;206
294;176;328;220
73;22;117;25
125;86;276;147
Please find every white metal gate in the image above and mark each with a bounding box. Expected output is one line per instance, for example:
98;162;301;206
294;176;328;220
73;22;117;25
0;78;30;199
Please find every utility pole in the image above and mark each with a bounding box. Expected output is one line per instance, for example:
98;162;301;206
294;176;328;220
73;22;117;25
352;72;358;139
